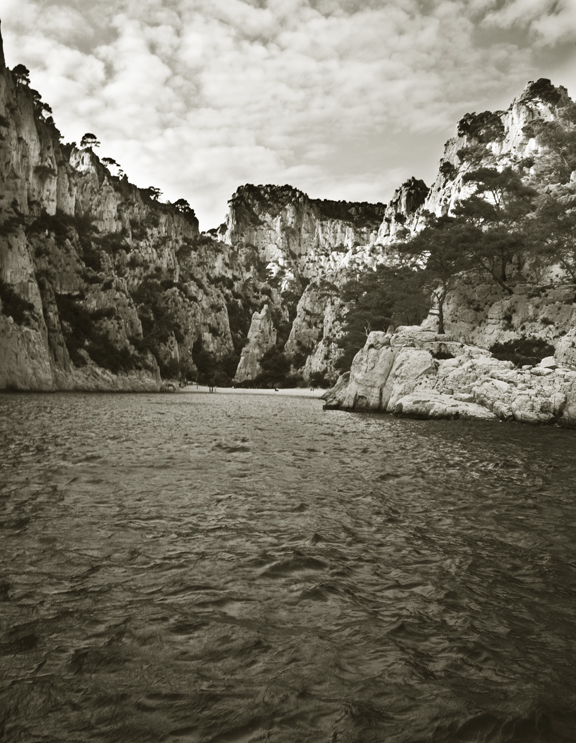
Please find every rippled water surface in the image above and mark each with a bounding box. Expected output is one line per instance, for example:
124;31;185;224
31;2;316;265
2;391;576;743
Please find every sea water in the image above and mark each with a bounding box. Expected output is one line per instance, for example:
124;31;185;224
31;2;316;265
1;391;576;742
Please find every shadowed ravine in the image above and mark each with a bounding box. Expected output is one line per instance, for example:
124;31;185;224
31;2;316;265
1;392;576;742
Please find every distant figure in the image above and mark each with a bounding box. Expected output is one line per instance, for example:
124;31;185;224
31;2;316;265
274;388;278;392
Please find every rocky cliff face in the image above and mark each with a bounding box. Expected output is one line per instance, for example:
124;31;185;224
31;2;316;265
234;304;277;383
2;35;575;397
0;47;290;390
324;327;576;427
375;177;429;244
418;80;570;223
0;24;398;390
222;184;386;289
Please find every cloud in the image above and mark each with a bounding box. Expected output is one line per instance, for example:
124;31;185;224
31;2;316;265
1;0;572;227
482;0;576;45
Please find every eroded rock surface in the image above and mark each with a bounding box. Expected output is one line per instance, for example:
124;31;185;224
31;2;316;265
324;327;576;426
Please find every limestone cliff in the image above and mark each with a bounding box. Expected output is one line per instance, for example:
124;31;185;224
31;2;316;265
222;184;385;289
234;305;277;383
324;327;576;427
375;177;429;244
416;79;569;226
2;37;575;396
0;45;286;390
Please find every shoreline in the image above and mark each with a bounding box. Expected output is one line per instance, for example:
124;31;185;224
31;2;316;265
180;385;326;398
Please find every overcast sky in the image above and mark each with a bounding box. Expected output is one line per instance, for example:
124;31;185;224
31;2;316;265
2;0;576;229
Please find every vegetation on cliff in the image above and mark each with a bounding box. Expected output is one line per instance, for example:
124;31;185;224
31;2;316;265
337;90;576;360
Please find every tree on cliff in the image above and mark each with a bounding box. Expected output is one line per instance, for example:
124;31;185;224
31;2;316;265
529;193;576;281
12;64;30;86
336;264;429;370
144;186;162;201
396;215;476;334
80;132;100;149
454;167;537;293
523;99;576;184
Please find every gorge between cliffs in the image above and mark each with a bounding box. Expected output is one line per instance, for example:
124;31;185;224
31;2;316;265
2;20;576;430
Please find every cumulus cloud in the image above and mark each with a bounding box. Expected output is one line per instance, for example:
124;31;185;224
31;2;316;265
1;0;573;227
483;0;576;45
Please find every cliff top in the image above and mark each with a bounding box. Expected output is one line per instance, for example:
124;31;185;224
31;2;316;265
230;183;386;224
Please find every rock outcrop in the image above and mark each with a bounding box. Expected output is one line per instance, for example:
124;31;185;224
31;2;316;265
234;304;277;383
323;327;576;427
375;178;429;244
222;184;386;289
373;79;572;243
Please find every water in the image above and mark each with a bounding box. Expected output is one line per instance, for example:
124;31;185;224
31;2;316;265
1;391;576;743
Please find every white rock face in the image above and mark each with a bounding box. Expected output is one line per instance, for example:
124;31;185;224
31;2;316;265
222;185;384;289
234;305;277;383
438;277;576;354
376;178;429;244
375;80;572;243
324;327;576;427
0;52;262;390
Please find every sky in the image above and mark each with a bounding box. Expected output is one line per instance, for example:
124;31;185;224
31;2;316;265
2;0;576;230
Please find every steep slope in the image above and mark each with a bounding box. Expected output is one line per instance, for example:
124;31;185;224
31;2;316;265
0;43;288;390
422;80;570;220
222;184;386;288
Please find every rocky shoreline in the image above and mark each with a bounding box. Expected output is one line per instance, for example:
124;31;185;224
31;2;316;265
323;327;576;427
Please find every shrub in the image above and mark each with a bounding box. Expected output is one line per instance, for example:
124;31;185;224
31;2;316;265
55;293;139;372
96;232;128;256
457;111;505;143
309;371;331;388
252;346;291;388
520;79;563;107
489;337;555;367
440;161;457;180
0;215;23;237
0;279;35;325
191;338;238;386
34;165;57;179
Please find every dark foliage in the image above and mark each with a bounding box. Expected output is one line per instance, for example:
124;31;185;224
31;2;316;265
55;294;142;373
336;265;429;371
0;215;24;237
131;279;185;345
27;210;97;245
489;337;555;367
457;111;505;143
191;337;238;386
309;371;331;388
520;79;564;107
439;161;457;180
0;279;35;326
